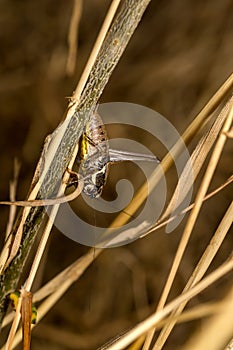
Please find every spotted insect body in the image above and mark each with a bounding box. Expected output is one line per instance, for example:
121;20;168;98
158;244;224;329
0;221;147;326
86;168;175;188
78;113;110;198
77;113;160;198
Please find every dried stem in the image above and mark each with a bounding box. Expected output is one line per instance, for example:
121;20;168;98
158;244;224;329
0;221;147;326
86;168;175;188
0;0;152;326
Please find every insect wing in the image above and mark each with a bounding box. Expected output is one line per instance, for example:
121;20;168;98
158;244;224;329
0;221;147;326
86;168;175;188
109;149;160;163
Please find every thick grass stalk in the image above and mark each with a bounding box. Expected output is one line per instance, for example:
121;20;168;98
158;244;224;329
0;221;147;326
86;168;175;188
0;0;152;326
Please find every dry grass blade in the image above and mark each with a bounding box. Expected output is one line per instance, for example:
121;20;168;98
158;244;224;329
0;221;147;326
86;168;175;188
0;178;83;207
159;98;229;225
32;248;100;303
127;301;228;350
183;285;233;350
0;157;82;274
225;338;233;350
20;289;33;350
3;219;152;347
2;248;100;329
3;248;102;350
100;256;233;350
5;292;22;350
73;0;122;101
3;0;149;344
150;97;233;349
1;3;233;350
0;0;119;277
224;127;233;138
141;95;233;350
4;217;155;348
3;289;34;350
4;147;80;348
157;301;228;327
66;0;83;76
143;175;233;236
104;73;233;231
152;201;233;350
0;0;151;327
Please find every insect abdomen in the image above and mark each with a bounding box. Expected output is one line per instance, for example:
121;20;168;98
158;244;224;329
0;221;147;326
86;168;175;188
78;113;109;198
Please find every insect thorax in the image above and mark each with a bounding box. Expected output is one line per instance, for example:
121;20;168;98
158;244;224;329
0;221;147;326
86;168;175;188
78;113;110;198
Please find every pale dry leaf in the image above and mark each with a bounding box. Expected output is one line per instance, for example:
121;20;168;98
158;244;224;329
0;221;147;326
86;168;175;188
160;97;232;226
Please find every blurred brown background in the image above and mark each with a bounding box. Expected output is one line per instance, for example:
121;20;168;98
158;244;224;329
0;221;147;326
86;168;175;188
0;0;232;349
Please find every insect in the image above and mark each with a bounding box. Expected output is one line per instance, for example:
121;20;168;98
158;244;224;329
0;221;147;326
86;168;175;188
75;112;160;198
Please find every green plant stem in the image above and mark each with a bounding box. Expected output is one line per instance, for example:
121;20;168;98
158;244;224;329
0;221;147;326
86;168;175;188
0;0;152;326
